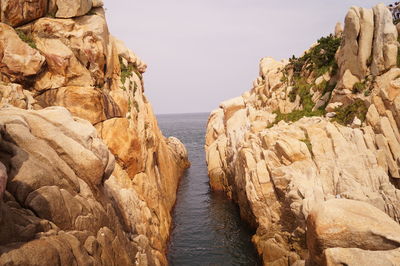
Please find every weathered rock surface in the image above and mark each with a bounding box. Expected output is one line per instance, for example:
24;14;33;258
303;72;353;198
0;23;45;82
371;3;398;76
323;247;400;266
53;0;92;18
307;199;400;265
0;107;137;265
206;3;400;265
0;82;37;109
34;38;94;91
36;86;121;125
0;0;48;27
337;6;374;80
0;2;189;265
28;10;111;89
48;0;104;18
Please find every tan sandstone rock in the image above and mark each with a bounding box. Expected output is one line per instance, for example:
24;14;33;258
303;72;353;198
0;107;140;265
323;247;400;266
34;37;94;91
29;12;111;87
0;82;36;109
53;0;93;18
334;22;343;37
0;23;45;82
307;199;400;265
96;118;143;177
0;1;189;265
35;86;122;125
337;6;374;79
340;69;360;90
371;4;398;76
112;36;147;74
0;0;47;27
206;4;400;265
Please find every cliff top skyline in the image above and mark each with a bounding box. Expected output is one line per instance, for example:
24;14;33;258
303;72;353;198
106;0;380;114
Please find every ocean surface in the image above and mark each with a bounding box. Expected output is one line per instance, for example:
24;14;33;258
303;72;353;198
157;113;260;266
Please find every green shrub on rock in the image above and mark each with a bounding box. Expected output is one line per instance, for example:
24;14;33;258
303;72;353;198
288;34;341;77
352;82;366;94
270;34;342;127
16;29;36;49
309;34;341;76
332;99;368;125
364;89;372;96
119;56;134;85
273;108;325;124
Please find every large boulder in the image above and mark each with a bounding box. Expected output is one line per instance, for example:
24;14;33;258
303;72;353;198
96;118;144;177
35;86;122;125
29;11;111;88
371;3;398;76
167;136;190;169
0;0;47;27
4;8;125;99
0;107;140;265
50;0;92;18
0;23;45;82
336;6;374;80
34;37;94;91
335;3;398;92
307;199;400;265
0;82;36;109
0;0;190;264
0;107;115;191
323;247;400;266
206;83;400;265
205;3;400;266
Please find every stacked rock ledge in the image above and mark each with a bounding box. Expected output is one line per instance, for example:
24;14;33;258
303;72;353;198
0;1;189;265
205;3;400;265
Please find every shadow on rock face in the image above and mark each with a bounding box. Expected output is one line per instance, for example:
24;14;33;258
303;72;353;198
0;107;144;265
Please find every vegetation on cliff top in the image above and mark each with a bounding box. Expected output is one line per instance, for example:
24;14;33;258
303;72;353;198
289;34;341;77
271;34;341;126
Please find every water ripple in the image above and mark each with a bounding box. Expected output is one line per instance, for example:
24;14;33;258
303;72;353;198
157;113;260;266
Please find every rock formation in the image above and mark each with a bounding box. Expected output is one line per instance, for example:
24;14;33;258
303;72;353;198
206;3;400;265
0;1;189;265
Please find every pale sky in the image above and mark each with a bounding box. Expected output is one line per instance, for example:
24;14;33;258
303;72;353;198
105;1;382;114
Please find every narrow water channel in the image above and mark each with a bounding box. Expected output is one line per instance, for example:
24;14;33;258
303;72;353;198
157;113;260;265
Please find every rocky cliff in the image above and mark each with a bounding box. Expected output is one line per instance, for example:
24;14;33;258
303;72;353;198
0;1;189;265
205;3;400;265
